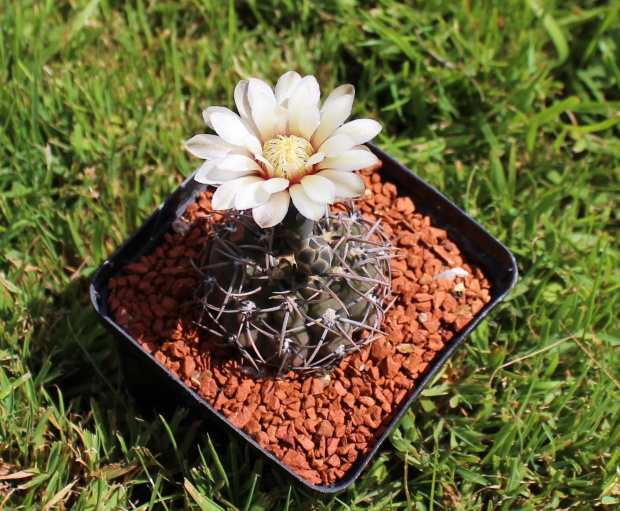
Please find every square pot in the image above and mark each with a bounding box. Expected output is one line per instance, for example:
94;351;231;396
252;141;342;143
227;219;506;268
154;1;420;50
90;144;517;493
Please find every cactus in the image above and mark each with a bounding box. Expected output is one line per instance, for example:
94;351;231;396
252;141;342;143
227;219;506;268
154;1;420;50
195;201;395;375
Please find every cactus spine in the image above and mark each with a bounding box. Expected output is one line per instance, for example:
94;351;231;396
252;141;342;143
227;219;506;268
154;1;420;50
195;201;394;375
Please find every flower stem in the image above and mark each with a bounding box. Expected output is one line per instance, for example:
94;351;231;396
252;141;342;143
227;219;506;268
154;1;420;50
281;205;314;248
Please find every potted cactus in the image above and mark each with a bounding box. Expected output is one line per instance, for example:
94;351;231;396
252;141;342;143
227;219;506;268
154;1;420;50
194;204;395;375
184;71;396;376
91;72;517;492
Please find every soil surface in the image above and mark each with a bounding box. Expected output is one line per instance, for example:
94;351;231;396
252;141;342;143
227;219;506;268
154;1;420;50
107;164;491;486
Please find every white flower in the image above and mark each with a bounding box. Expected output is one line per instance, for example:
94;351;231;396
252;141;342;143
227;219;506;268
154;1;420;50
185;72;382;228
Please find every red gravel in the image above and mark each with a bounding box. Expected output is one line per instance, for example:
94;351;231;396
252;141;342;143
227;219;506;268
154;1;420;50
107;163;491;486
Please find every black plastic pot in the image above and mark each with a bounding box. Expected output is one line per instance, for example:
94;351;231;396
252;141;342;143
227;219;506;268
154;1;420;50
90;144;518;493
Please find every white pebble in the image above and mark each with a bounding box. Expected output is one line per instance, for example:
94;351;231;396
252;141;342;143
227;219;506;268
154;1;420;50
433;266;469;281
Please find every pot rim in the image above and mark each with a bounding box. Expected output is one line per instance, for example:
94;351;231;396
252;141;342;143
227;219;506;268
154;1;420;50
90;143;518;493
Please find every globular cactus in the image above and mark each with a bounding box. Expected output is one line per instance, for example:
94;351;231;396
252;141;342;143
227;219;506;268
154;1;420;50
195;201;395;375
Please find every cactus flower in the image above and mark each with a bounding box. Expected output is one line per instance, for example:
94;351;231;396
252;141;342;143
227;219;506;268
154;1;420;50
186;72;382;228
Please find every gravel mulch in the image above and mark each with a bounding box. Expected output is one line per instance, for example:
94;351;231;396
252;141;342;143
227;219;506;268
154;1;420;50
107;163;491;486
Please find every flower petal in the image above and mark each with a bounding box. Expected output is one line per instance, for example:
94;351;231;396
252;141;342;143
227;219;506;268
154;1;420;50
297;75;321;105
255;154;274;175
234;80;252;121
216;154;263;172
315;169;366;198
312;93;355;148
317;134;357;158
248;78;277;108
209;110;262;153
235;179;271;210
198;167;256;184
194;160;218;183
185;134;242;160
250;96;277;142
243;135;263;156
234;176;289;211
333;118;382;145
289;183;327;221
211;176;264;210
298;105;321;140
202;106;233;130
234;82;261;141
275;71;302;106
262;177;290;193
287;83;321;139
300;174;336;204
252;191;290;228
316;148;379;172
305;151;325;170
321;84;354;113
273;105;288;136
246;79;278;141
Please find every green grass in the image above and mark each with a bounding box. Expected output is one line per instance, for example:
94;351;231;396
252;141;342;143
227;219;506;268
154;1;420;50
1;0;619;509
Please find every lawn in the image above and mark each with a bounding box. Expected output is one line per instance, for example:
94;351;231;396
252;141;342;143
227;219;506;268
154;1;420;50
1;0;619;509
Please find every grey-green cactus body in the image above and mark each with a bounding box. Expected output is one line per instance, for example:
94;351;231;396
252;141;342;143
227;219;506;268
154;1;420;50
196;202;394;375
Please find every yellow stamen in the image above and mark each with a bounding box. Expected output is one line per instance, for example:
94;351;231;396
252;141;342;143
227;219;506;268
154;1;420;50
262;135;314;182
